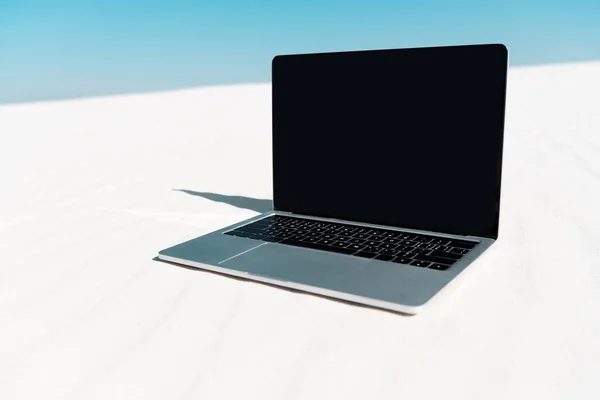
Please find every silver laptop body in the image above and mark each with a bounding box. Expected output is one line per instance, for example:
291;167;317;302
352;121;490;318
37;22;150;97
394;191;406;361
158;44;508;314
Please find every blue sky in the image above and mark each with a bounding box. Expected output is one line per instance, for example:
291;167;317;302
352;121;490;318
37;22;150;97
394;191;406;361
1;0;600;104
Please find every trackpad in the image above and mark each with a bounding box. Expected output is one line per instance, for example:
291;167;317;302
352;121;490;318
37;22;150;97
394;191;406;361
220;243;436;305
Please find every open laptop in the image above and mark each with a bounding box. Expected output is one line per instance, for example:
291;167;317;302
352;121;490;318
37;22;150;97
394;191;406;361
158;43;508;314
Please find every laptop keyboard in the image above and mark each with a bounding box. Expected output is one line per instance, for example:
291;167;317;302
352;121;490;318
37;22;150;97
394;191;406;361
224;215;479;271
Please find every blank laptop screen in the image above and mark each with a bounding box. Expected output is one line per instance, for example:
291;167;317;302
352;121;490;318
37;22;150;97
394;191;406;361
272;44;507;239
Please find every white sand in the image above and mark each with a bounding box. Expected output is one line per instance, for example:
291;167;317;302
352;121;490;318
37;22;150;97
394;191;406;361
1;62;600;400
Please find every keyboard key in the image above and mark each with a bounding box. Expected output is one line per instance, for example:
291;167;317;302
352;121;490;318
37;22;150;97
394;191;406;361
347;243;365;252
270;232;289;239
305;231;322;238
430;251;461;260
354;251;377;259
236;230;258;237
249;233;267;239
411;248;429;254
365;246;383;253
269;227;290;235
318;239;335;245
410;260;431;267
379;248;398;256
396;251;417;258
414;254;457;265
392;257;413;264
286;232;303;239
275;231;293;238
375;254;395;261
353;233;370;239
261;235;283;242
429;263;451;271
302;236;321;243
449;247;469;255
380;231;397;238
328;224;345;232
328;246;358;255
368;235;386;241
448;239;478;249
236;225;267;234
332;241;350;248
414;235;433;243
279;239;328;252
225;230;253;238
398;233;416;240
350;238;366;245
251;219;271;227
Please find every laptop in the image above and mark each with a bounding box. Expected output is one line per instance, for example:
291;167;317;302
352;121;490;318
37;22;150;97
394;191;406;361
158;43;508;314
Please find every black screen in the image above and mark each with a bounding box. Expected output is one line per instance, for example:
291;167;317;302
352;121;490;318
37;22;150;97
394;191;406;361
272;44;507;239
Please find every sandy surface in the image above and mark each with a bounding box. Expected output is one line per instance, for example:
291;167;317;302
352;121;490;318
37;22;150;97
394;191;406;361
1;61;600;400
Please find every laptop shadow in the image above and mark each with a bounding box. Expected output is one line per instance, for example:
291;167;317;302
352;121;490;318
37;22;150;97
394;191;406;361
152;256;413;317
173;189;272;213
